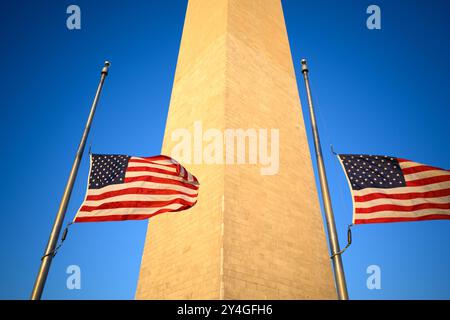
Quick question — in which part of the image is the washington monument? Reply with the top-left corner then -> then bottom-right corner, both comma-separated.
136,0 -> 337,299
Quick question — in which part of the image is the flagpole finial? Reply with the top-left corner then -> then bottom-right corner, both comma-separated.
301,58 -> 308,74
101,61 -> 111,75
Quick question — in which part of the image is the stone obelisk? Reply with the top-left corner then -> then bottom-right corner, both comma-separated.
136,0 -> 336,299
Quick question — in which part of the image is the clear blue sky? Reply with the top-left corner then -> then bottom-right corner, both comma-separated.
0,0 -> 448,300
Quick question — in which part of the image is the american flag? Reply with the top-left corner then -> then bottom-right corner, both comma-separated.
74,154 -> 199,223
338,154 -> 450,224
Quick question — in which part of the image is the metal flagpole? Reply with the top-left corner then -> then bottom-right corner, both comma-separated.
300,59 -> 349,300
30,61 -> 111,300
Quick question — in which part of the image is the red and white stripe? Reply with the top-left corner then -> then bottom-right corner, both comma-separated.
74,155 -> 199,223
341,158 -> 450,225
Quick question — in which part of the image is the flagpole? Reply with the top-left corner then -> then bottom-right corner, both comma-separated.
300,59 -> 349,300
30,61 -> 111,300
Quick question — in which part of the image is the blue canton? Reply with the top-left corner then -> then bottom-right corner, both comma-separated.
339,154 -> 406,190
